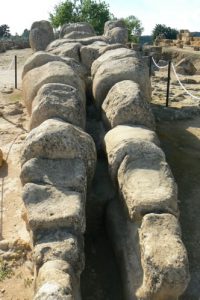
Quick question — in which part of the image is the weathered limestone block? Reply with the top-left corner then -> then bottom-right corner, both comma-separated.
30,83 -> 86,130
21,158 -> 86,194
22,183 -> 85,234
22,51 -> 87,80
22,61 -> 85,115
47,36 -> 108,51
80,42 -> 128,73
104,125 -> 159,155
37,264 -> 73,295
106,200 -> 143,300
98,43 -> 127,55
48,42 -> 82,62
64,31 -> 95,40
37,260 -> 73,287
21,119 -> 96,183
33,231 -> 84,274
104,127 -> 160,181
80,41 -> 107,70
34,282 -> 73,300
60,22 -> 95,38
35,260 -> 81,300
91,48 -> 137,77
93,56 -> 151,107
105,27 -> 128,44
102,80 -> 155,130
29,20 -> 54,52
118,153 -> 179,222
0,148 -> 3,167
137,213 -> 190,300
104,19 -> 127,33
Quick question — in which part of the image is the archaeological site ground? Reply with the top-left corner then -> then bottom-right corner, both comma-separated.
0,20 -> 200,300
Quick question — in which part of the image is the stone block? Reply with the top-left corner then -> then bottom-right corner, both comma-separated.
21,158 -> 86,194
21,119 -> 97,184
30,83 -> 86,130
118,154 -> 179,221
22,183 -> 85,234
137,213 -> 190,299
102,80 -> 155,130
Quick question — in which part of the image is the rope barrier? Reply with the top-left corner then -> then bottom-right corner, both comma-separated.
7,56 -> 15,70
151,55 -> 200,102
151,56 -> 168,69
171,63 -> 200,100
0,56 -> 15,72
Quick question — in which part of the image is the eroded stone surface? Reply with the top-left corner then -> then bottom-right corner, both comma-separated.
22,183 -> 85,234
22,51 -> 87,79
106,200 -> 143,300
104,132 -> 162,182
118,153 -> 179,221
22,61 -> 85,114
33,231 -> 84,273
93,56 -> 151,107
29,21 -> 54,52
34,282 -> 73,300
102,80 -> 155,130
104,125 -> 159,155
21,158 -> 86,193
48,42 -> 82,62
30,83 -> 86,130
91,48 -> 138,77
104,27 -> 128,44
137,213 -> 190,300
60,22 -> 95,38
21,119 -> 96,183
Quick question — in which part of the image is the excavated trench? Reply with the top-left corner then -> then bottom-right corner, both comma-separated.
81,96 -> 123,300
156,117 -> 200,300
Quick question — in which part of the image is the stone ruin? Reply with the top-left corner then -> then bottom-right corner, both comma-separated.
154,29 -> 200,51
20,19 -> 190,299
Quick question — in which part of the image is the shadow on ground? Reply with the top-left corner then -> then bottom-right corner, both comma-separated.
157,116 -> 200,300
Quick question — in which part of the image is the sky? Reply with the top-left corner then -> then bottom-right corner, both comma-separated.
0,0 -> 200,36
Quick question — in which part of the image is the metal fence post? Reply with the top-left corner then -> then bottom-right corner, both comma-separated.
15,55 -> 17,89
166,60 -> 171,107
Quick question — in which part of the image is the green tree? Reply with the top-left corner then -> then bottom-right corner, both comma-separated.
49,0 -> 112,34
124,15 -> 143,42
152,24 -> 178,40
81,0 -> 111,34
22,29 -> 30,39
0,24 -> 10,38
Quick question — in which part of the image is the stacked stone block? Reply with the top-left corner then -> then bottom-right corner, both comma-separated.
21,22 -> 99,299
91,47 -> 190,299
21,20 -> 190,299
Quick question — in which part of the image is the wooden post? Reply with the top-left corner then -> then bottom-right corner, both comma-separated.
166,60 -> 171,107
15,55 -> 17,89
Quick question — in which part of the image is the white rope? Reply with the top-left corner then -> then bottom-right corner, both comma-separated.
152,56 -> 168,69
7,56 -> 15,70
171,63 -> 200,100
0,56 -> 14,72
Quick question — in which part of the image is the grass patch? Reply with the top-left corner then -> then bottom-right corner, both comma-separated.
0,259 -> 14,281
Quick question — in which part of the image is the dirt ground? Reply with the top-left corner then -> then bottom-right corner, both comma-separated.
0,47 -> 200,299
0,49 -> 33,300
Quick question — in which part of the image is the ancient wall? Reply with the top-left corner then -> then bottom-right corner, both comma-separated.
21,20 -> 189,299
